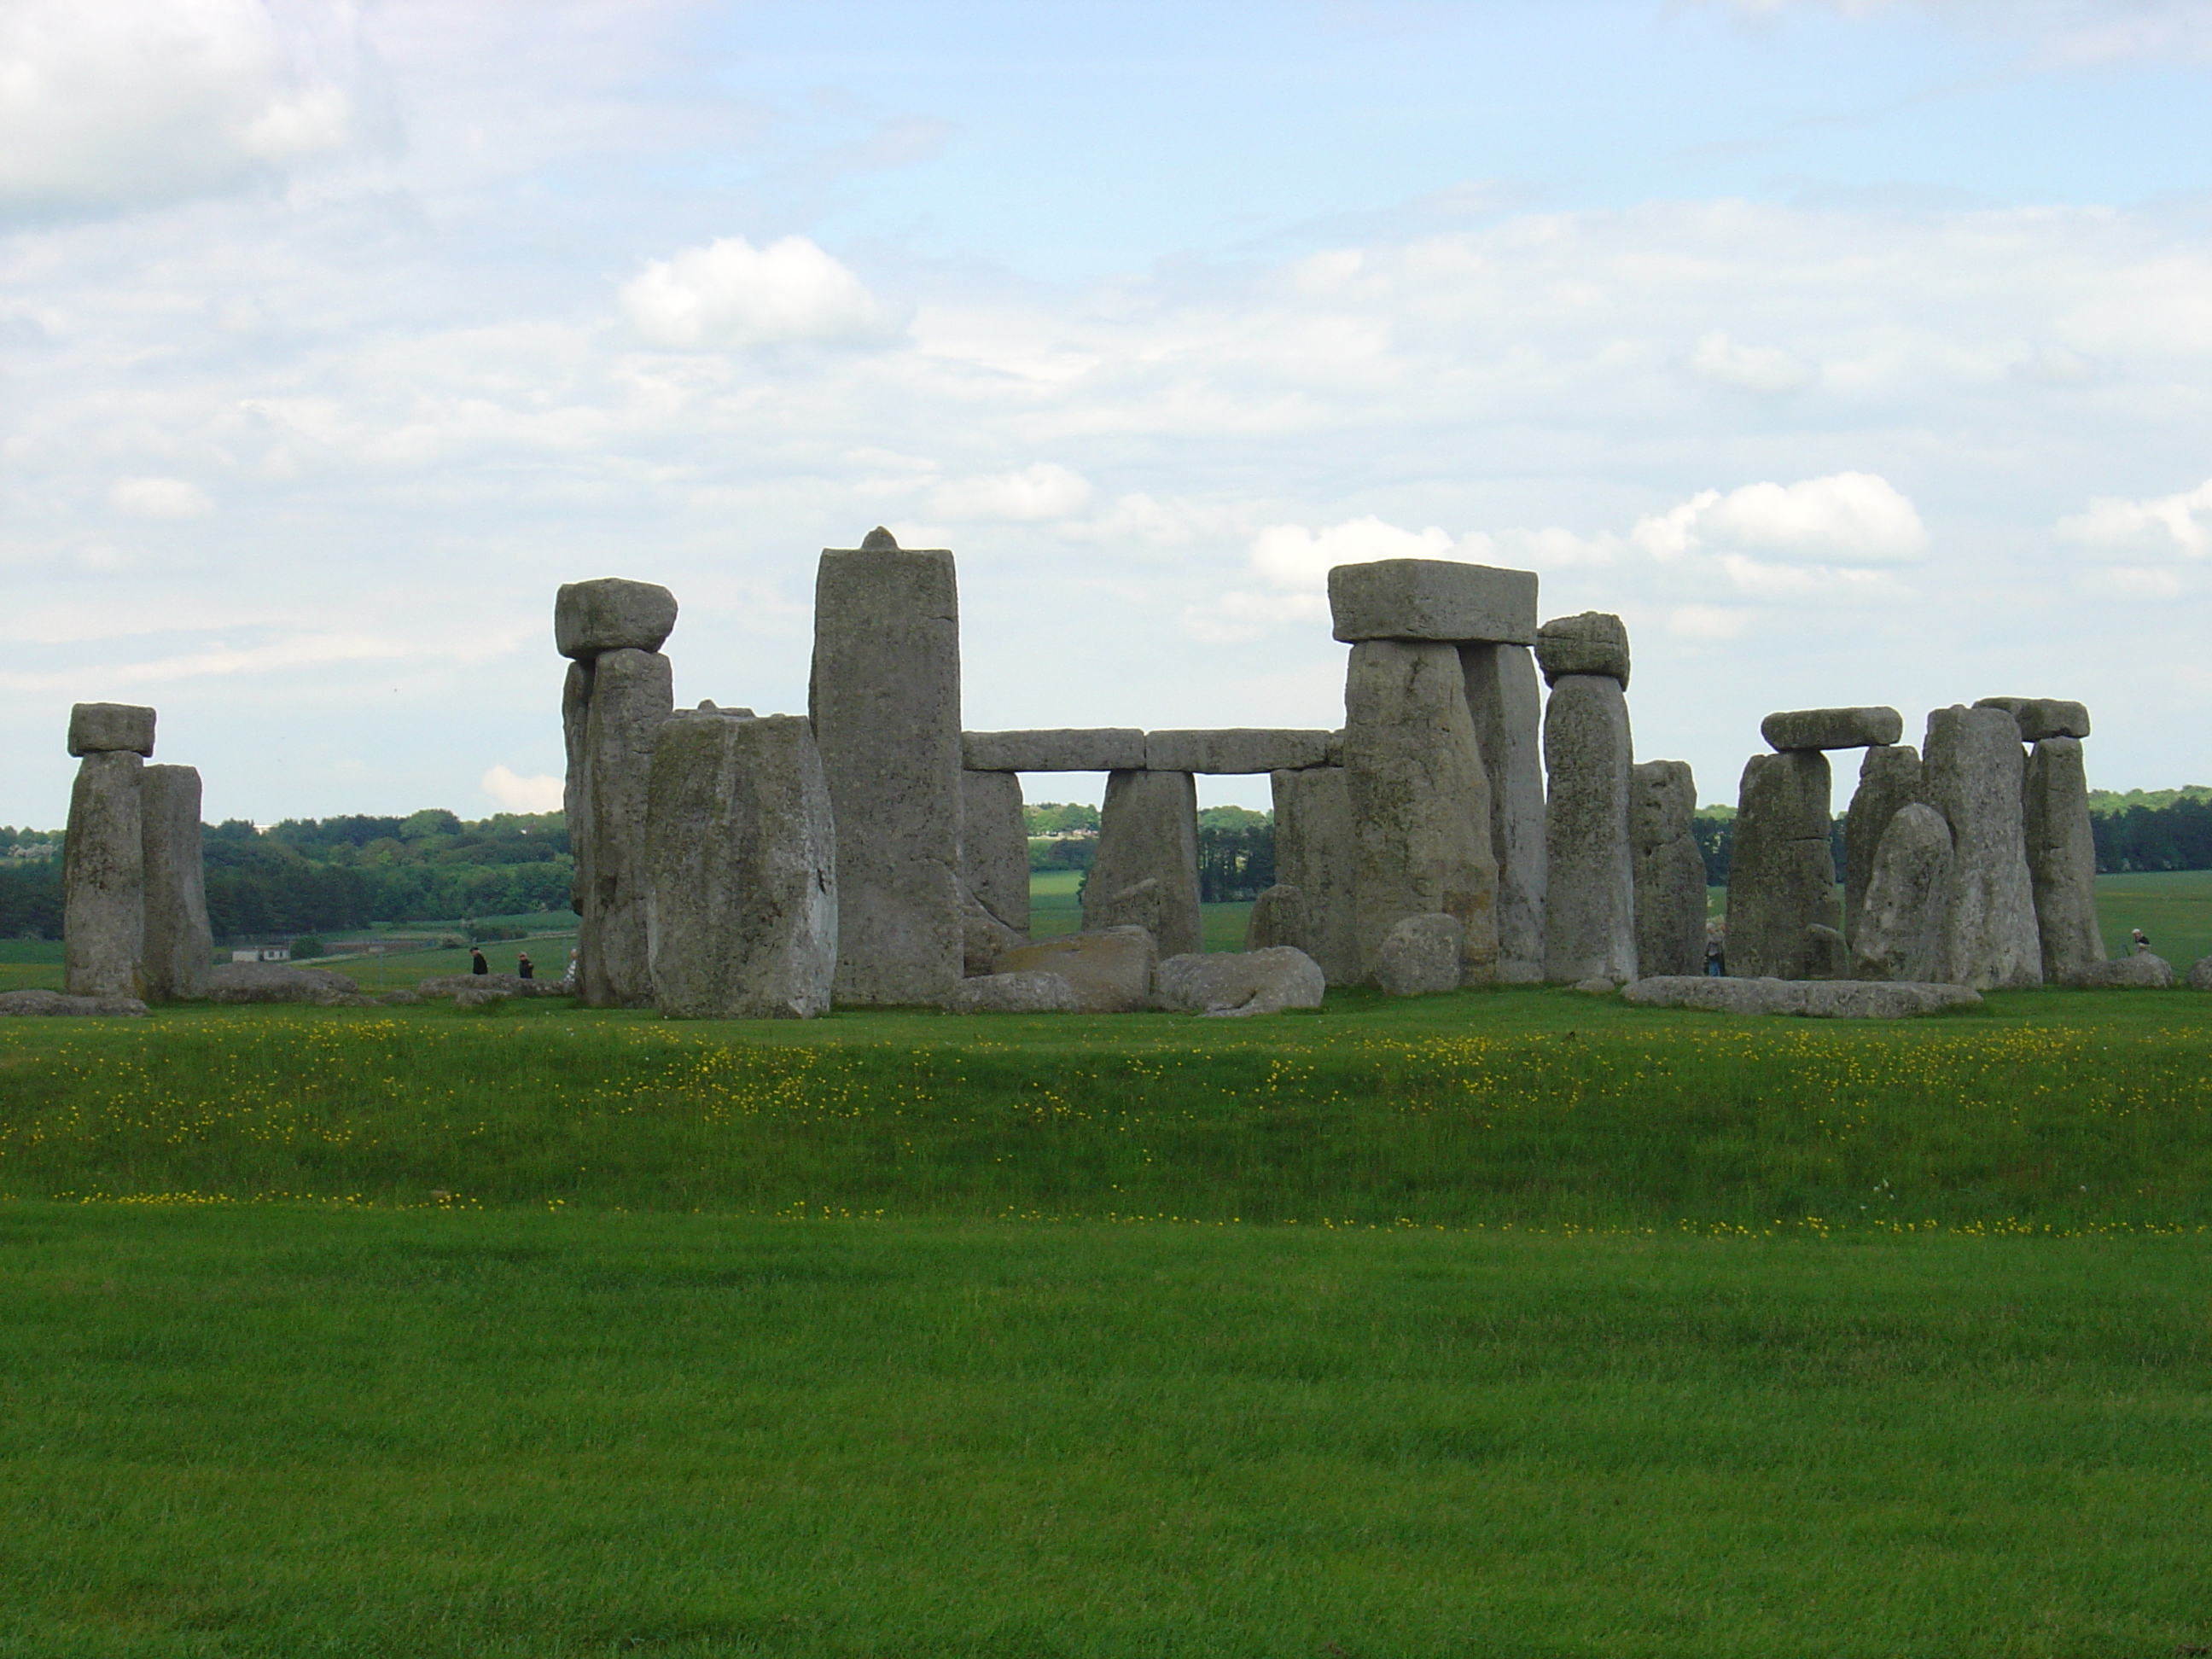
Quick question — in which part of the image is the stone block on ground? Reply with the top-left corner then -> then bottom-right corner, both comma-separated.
141,764 -> 212,1001
1844,745 -> 1922,947
578,647 -> 673,1009
1459,642 -> 1547,981
1976,697 -> 2090,742
992,927 -> 1157,1013
2189,955 -> 2212,990
1924,703 -> 2043,989
2023,736 -> 2104,983
1541,672 -> 1636,983
2065,954 -> 2173,989
416,974 -> 565,998
962,883 -> 1027,978
454,987 -> 512,1010
1153,947 -> 1324,1016
938,971 -> 1081,1015
1087,876 -> 1163,942
1142,729 -> 1335,774
1327,558 -> 1537,645
0,989 -> 148,1017
1621,975 -> 1981,1018
1760,707 -> 1904,752
961,770 -> 1030,938
555,577 -> 678,659
1632,759 -> 1706,980
1851,802 -> 1953,983
1534,613 -> 1629,688
67,702 -> 156,757
1270,766 -> 1360,984
207,963 -> 362,1004
1374,912 -> 1464,997
961,729 -> 1147,772
380,989 -> 424,1005
1726,749 -> 1836,981
1083,771 -> 1202,959
63,749 -> 146,1000
1243,883 -> 1302,952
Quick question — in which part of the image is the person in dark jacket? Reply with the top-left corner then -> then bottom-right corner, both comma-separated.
470,948 -> 489,975
517,952 -> 533,980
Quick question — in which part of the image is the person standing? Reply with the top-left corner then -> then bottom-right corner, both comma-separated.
470,947 -> 489,975
517,952 -> 534,980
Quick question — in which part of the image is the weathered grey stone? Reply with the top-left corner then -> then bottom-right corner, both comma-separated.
63,750 -> 145,999
555,577 -> 678,660
1346,640 -> 1499,985
1459,642 -> 1547,981
2066,953 -> 2171,989
2189,955 -> 2212,991
577,648 -> 672,1009
140,765 -> 212,1002
1269,767 -> 1360,985
0,988 -> 146,1017
1541,673 -> 1636,984
1534,613 -> 1629,689
1324,731 -> 1345,767
1243,883 -> 1301,952
812,532 -> 963,1005
1327,558 -> 1537,645
938,971 -> 1081,1015
992,927 -> 1156,1013
644,710 -> 836,1020
1573,975 -> 1620,995
562,659 -> 593,915
1976,696 -> 2091,742
1087,876 -> 1163,942
416,973 -> 565,998
961,771 -> 1029,938
1153,947 -> 1325,1016
1924,704 -> 2043,990
1760,707 -> 1903,752
1725,750 -> 1836,981
207,963 -> 361,1004
2023,736 -> 2104,984
1844,745 -> 1922,948
961,729 -> 1147,772
454,987 -> 512,1010
1621,975 -> 1982,1018
1083,771 -> 1201,958
1142,729 -> 1334,774
1374,912 -> 1464,997
1850,803 -> 1953,983
1631,760 -> 1707,979
380,989 -> 424,1005
961,883 -> 1027,978
67,702 -> 156,757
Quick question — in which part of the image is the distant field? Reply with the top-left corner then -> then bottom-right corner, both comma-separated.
1029,868 -> 1252,952
2093,869 -> 2212,971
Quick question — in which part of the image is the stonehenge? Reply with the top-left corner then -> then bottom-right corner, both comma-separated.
140,765 -> 213,1003
1922,704 -> 2045,990
1083,769 -> 1203,958
1842,745 -> 1922,948
2022,736 -> 2104,982
1726,750 -> 1839,981
1538,614 -> 1635,984
1260,765 -> 1359,984
1631,760 -> 1706,979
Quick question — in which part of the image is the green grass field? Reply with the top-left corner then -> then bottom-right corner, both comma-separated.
1027,868 -> 1252,951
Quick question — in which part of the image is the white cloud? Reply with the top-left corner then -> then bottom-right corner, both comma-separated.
110,477 -> 214,518
480,765 -> 563,813
2057,477 -> 2212,556
619,236 -> 904,350
1688,330 -> 1816,393
929,463 -> 1092,521
1633,473 -> 1928,563
1247,517 -> 1476,591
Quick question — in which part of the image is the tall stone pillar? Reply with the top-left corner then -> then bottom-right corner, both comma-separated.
142,764 -> 212,1002
1844,744 -> 1921,947
1726,749 -> 1836,980
1344,640 -> 1499,984
62,702 -> 154,999
2022,731 -> 2103,983
1459,642 -> 1546,982
1263,765 -> 1359,985
1851,803 -> 1953,983
1084,770 -> 1202,958
1537,614 -> 1634,984
1631,759 -> 1705,978
556,578 -> 678,1009
811,528 -> 963,1005
960,770 -> 1030,939
1923,703 -> 2042,990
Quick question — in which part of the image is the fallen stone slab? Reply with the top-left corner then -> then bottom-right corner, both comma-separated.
961,729 -> 1147,772
1534,612 -> 1629,688
207,963 -> 362,1004
0,988 -> 147,1017
938,971 -> 1081,1015
416,974 -> 565,998
992,926 -> 1157,1013
1621,976 -> 1982,1018
2190,956 -> 2212,990
1760,707 -> 1903,752
2065,954 -> 2173,989
454,987 -> 513,1010
1975,696 -> 2090,742
1327,558 -> 1538,645
67,701 -> 156,757
1142,729 -> 1336,774
1375,912 -> 1464,997
555,577 -> 678,659
380,989 -> 424,1005
1153,947 -> 1324,1016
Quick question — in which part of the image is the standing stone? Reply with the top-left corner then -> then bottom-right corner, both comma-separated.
1540,673 -> 1635,984
141,765 -> 212,1002
1923,704 -> 2043,990
1843,745 -> 1922,948
1083,771 -> 1202,959
579,647 -> 673,1008
644,710 -> 836,1020
562,658 -> 594,917
1268,766 -> 1360,984
1459,642 -> 1547,982
960,770 -> 1029,939
811,528 -> 963,1005
2023,736 -> 2104,983
1726,750 -> 1837,981
64,750 -> 146,999
1851,803 -> 1953,983
1344,640 -> 1499,985
1631,760 -> 1707,979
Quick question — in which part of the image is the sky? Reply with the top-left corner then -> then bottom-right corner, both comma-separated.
3,0 -> 2210,827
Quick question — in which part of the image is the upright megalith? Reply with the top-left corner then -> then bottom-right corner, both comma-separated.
1631,760 -> 1706,979
1343,640 -> 1499,985
644,708 -> 836,1020
1851,803 -> 1952,983
810,528 -> 964,1004
1726,750 -> 1837,980
141,765 -> 212,1002
1084,770 -> 1202,959
1844,745 -> 1922,947
1459,642 -> 1547,981
960,770 -> 1030,940
1537,614 -> 1634,984
1266,765 -> 1359,984
1922,704 -> 2042,990
2023,735 -> 2104,982
64,744 -> 147,1000
562,658 -> 594,917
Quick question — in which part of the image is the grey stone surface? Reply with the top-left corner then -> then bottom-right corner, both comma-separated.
1142,729 -> 1334,774
380,989 -> 424,1005
1850,803 -> 1953,983
0,988 -> 146,1017
63,750 -> 145,999
2189,955 -> 2212,991
1976,696 -> 2091,742
962,729 -> 1147,772
1844,745 -> 1922,947
1087,876 -> 1163,942
1345,640 -> 1499,986
961,882 -> 1027,977
1083,771 -> 1202,959
961,771 -> 1030,938
1460,642 -> 1547,982
454,987 -> 512,1010
1631,760 -> 1707,979
1541,672 -> 1636,984
206,963 -> 362,1004
140,765 -> 212,1002
644,709 -> 837,1020
1725,749 -> 1837,981
1269,767 -> 1360,985
1327,558 -> 1537,645
2066,953 -> 2171,989
2023,736 -> 2104,984
1153,947 -> 1325,1016
1924,704 -> 2043,990
1534,613 -> 1629,688
577,647 -> 672,1009
1760,707 -> 1904,752
992,927 -> 1157,1013
1622,975 -> 1982,1017
416,974 -> 565,998
562,659 -> 593,915
555,577 -> 678,660
1573,975 -> 1620,995
1375,911 -> 1465,996
1243,883 -> 1301,953
812,532 -> 964,1005
68,702 -> 156,757
938,971 -> 1081,1015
